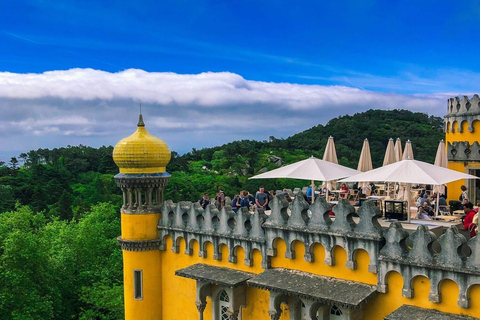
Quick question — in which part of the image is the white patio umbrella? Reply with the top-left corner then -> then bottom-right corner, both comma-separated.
402,140 -> 414,160
383,138 -> 396,166
339,158 -> 479,223
323,136 -> 338,163
323,136 -> 339,198
249,156 -> 359,202
433,140 -> 448,217
357,138 -> 373,172
383,138 -> 396,197
394,138 -> 403,162
357,139 -> 373,192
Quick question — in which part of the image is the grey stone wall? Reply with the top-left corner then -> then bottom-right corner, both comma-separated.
158,193 -> 480,309
444,95 -> 480,134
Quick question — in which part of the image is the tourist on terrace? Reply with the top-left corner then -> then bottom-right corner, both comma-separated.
231,194 -> 241,212
460,185 -> 468,202
199,193 -> 210,209
340,183 -> 349,198
240,191 -> 250,209
215,189 -> 225,211
255,187 -> 269,212
422,201 -> 434,217
463,202 -> 477,238
417,207 -> 432,220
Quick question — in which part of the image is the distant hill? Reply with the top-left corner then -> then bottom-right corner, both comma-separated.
164,109 -> 444,201
170,109 -> 444,171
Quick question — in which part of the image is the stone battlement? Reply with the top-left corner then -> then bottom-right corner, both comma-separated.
445,94 -> 480,133
157,193 -> 480,309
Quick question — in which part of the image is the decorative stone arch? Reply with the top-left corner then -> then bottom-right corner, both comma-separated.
347,248 -> 371,271
446,121 -> 451,133
172,235 -> 186,253
402,272 -> 430,298
200,240 -> 214,259
215,241 -> 230,261
185,238 -> 199,256
377,269 -> 403,293
159,234 -> 173,251
434,277 -> 460,305
459,119 -> 469,133
452,120 -> 459,133
328,244 -> 348,267
304,241 -> 325,263
300,298 -> 324,320
228,244 -> 245,264
404,274 -> 430,300
470,119 -> 480,133
267,236 -> 286,258
464,283 -> 480,309
249,248 -> 263,268
286,239 -> 306,260
268,291 -> 289,320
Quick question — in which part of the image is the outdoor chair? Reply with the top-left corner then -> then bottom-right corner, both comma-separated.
348,189 -> 359,201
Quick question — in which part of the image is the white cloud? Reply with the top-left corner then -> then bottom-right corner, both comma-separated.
0,68 -> 456,162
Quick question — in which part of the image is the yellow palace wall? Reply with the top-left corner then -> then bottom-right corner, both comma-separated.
446,119 -> 480,202
122,212 -> 163,320
158,235 -> 480,320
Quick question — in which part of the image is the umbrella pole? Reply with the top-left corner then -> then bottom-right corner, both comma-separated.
407,183 -> 411,223
311,180 -> 315,203
435,191 -> 440,218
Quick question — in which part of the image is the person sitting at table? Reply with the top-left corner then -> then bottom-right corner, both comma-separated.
415,191 -> 423,207
340,183 -> 349,198
463,202 -> 477,238
422,201 -> 434,217
417,206 -> 432,220
362,184 -> 372,196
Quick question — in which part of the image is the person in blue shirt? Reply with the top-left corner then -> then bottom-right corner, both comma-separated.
231,194 -> 241,212
255,187 -> 269,211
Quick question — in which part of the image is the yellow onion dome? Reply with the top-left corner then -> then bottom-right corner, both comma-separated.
113,115 -> 171,174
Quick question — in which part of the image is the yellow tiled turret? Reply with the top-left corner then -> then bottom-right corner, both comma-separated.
113,114 -> 171,174
113,114 -> 171,320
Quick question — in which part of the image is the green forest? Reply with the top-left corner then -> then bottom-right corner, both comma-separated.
0,109 -> 444,319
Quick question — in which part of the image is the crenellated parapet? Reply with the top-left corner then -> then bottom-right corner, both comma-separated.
158,200 -> 268,267
447,141 -> 480,162
377,223 -> 480,308
158,193 -> 385,272
263,196 -> 384,273
444,94 -> 480,133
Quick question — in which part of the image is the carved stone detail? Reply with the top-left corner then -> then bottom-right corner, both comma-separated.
117,237 -> 161,251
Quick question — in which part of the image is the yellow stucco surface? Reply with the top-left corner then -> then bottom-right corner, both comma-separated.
123,250 -> 163,320
445,120 -> 480,202
121,212 -> 160,240
153,235 -> 480,319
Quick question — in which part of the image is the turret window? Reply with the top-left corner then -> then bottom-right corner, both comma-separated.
134,270 -> 143,300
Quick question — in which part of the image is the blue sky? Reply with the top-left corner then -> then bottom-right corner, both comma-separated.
0,1 -> 479,162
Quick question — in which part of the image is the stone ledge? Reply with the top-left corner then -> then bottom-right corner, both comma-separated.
117,236 -> 161,251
